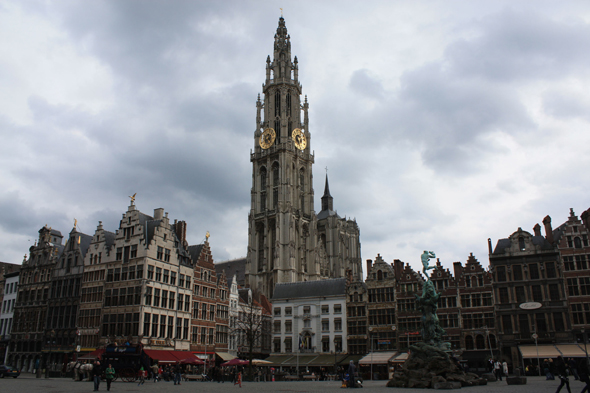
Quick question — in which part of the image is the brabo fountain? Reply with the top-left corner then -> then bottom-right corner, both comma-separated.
387,251 -> 487,389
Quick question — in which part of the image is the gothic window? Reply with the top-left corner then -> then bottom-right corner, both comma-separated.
286,92 -> 291,114
274,91 -> 280,117
257,227 -> 264,272
272,163 -> 279,209
299,168 -> 304,190
275,120 -> 280,137
260,167 -> 267,189
270,227 -> 276,270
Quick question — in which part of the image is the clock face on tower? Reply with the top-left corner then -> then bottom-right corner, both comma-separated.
259,128 -> 276,149
292,128 -> 306,150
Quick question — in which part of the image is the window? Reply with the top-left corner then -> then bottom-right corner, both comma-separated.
553,312 -> 564,331
285,320 -> 292,333
163,270 -> 169,284
564,256 -> 575,271
515,286 -> 526,303
334,304 -> 342,314
164,249 -> 171,262
322,319 -> 329,332
193,302 -> 199,319
303,306 -> 310,315
498,288 -> 509,304
155,267 -> 162,281
546,262 -> 556,278
162,290 -> 168,309
532,285 -> 543,302
169,292 -> 175,309
274,307 -> 281,316
130,245 -> 137,259
536,313 -> 547,332
502,315 -> 512,334
179,274 -> 185,287
568,278 -> 580,296
461,294 -> 471,308
157,247 -> 163,260
170,271 -> 176,285
285,307 -> 292,316
116,248 -> 122,261
549,284 -> 560,300
529,264 -> 540,280
273,321 -> 281,333
576,256 -> 588,270
581,277 -> 590,296
496,266 -> 506,282
321,305 -> 329,314
512,265 -> 523,281
147,265 -> 154,280
153,289 -> 160,307
334,318 -> 342,331
152,315 -> 159,337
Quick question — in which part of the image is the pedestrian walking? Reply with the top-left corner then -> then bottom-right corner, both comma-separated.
137,366 -> 145,386
554,356 -> 572,393
92,360 -> 102,391
347,360 -> 357,388
105,364 -> 115,392
579,358 -> 590,393
234,371 -> 242,388
151,363 -> 159,382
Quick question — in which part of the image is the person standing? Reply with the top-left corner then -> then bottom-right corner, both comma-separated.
554,356 -> 572,393
173,362 -> 182,385
347,360 -> 357,388
92,361 -> 102,391
494,360 -> 503,381
502,361 -> 509,377
105,364 -> 115,392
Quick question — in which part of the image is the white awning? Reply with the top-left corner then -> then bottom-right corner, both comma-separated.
359,351 -> 397,365
557,344 -> 587,358
519,345 -> 561,359
390,352 -> 409,363
216,352 -> 236,361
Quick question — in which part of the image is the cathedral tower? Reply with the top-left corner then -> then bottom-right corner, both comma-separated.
246,17 -> 362,298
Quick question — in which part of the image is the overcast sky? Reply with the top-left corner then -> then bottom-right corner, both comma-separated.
1,0 -> 589,276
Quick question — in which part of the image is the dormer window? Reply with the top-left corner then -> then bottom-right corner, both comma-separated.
518,236 -> 525,251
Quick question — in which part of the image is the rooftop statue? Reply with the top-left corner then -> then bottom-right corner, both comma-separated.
421,250 -> 436,277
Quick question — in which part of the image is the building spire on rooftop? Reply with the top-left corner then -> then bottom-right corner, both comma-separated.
321,173 -> 333,212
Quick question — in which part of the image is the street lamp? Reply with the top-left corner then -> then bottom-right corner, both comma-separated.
368,327 -> 374,381
45,329 -> 55,379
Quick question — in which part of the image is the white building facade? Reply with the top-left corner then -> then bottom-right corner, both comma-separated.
271,278 -> 348,355
1,271 -> 19,364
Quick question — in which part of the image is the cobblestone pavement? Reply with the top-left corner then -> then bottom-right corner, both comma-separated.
3,374 -> 586,393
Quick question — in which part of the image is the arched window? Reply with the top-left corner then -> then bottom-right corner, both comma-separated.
260,167 -> 267,189
574,237 -> 582,248
272,163 -> 279,209
465,277 -> 471,287
488,334 -> 497,348
377,270 -> 383,281
465,335 -> 474,350
475,335 -> 485,349
274,91 -> 281,117
519,236 -> 526,251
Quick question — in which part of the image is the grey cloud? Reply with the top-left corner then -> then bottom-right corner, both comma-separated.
542,90 -> 590,120
446,9 -> 590,82
349,69 -> 384,99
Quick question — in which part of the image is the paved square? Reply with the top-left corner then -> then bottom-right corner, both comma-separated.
2,374 -> 585,393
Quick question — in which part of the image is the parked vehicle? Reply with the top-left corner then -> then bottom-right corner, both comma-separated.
0,365 -> 20,378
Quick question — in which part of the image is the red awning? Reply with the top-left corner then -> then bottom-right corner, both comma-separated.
78,349 -> 105,360
144,350 -> 198,364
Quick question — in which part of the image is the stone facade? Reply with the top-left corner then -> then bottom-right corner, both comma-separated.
246,17 -> 361,299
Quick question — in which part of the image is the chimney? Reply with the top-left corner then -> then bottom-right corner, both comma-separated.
393,259 -> 403,278
533,223 -> 541,237
154,208 -> 164,220
453,261 -> 463,279
487,238 -> 493,254
543,215 -> 554,244
366,259 -> 373,275
175,221 -> 187,246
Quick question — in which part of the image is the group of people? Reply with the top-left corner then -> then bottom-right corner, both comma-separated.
542,356 -> 590,393
91,360 -> 115,392
490,359 -> 509,381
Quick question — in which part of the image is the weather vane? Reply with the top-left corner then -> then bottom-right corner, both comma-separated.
280,8 -> 283,17
206,231 -> 210,240
74,218 -> 77,228
129,193 -> 136,204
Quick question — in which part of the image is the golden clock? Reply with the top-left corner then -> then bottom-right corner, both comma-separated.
292,128 -> 306,150
259,128 -> 276,149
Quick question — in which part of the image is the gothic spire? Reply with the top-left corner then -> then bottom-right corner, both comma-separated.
272,17 -> 293,80
321,173 -> 333,212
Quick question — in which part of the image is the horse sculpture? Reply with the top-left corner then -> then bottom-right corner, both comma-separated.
67,361 -> 93,381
